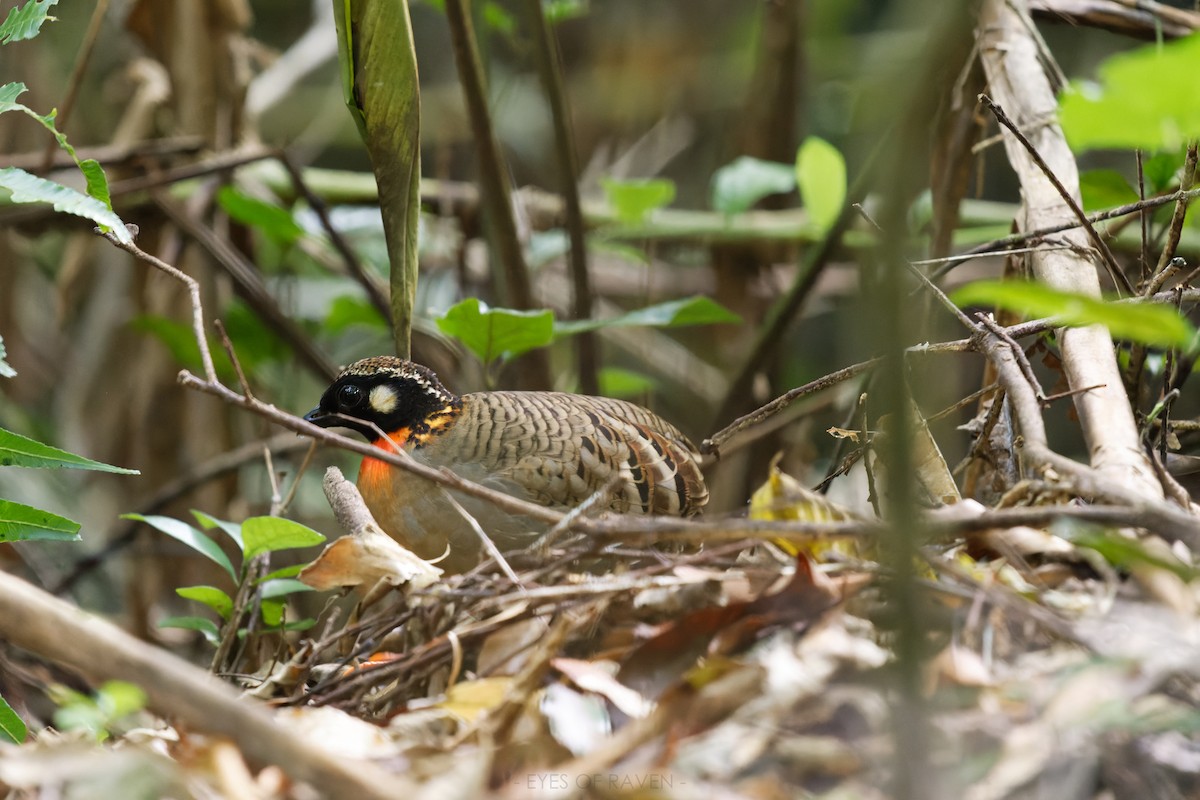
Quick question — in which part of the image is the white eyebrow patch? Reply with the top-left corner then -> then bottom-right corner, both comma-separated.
369,385 -> 399,414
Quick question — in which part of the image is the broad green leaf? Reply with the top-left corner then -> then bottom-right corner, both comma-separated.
94,681 -> 146,719
0,0 -> 58,44
0,335 -> 15,378
554,296 -> 741,336
122,514 -> 236,579
217,186 -> 303,247
0,694 -> 25,744
1060,34 -> 1200,153
241,517 -> 326,560
601,178 -> 676,225
711,156 -> 795,215
795,136 -> 846,234
1143,150 -> 1184,193
0,499 -> 80,543
176,585 -> 234,620
436,298 -> 555,364
0,426 -> 138,473
0,168 -> 129,242
1079,169 -> 1138,212
544,0 -> 588,23
951,281 -> 1195,349
191,510 -> 244,552
260,578 -> 314,599
260,598 -> 285,627
324,295 -> 388,334
598,367 -> 657,399
158,615 -> 220,645
482,0 -> 515,33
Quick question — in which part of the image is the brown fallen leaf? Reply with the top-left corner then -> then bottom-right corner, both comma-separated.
298,523 -> 442,592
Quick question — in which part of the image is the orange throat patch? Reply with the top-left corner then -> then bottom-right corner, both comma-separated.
359,429 -> 409,496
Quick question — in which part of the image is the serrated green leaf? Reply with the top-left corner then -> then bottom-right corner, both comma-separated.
1079,169 -> 1138,212
0,0 -> 58,44
0,81 -> 27,110
241,517 -> 325,560
1060,34 -> 1200,153
0,168 -> 129,241
191,510 -> 244,552
554,296 -> 741,336
601,178 -> 676,225
0,694 -> 26,744
711,156 -> 795,215
260,578 -> 314,599
0,335 -> 15,378
951,280 -> 1195,349
0,499 -> 80,543
176,585 -> 234,620
795,136 -> 846,234
436,297 -> 555,365
122,514 -> 236,579
158,615 -> 220,645
217,186 -> 303,247
0,426 -> 138,472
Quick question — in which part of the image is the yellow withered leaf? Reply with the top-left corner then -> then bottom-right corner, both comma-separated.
749,457 -> 860,559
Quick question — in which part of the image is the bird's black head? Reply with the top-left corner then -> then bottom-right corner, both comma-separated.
304,357 -> 458,441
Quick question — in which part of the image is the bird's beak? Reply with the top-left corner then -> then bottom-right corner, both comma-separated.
303,407 -> 336,428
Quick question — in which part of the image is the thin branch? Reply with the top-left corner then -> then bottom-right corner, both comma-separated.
979,93 -> 1134,296
519,0 -> 599,394
38,0 -> 111,172
277,150 -> 391,324
1146,142 -> 1199,294
100,226 -> 218,383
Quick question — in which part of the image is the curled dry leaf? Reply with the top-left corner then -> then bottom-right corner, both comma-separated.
552,657 -> 653,719
750,456 -> 861,560
298,522 -> 443,592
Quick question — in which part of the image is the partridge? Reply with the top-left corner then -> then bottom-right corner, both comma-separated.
305,357 -> 708,571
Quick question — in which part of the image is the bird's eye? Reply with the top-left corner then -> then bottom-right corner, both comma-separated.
337,384 -> 364,409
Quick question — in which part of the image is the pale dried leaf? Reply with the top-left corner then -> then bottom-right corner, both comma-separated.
553,657 -> 654,718
298,523 -> 442,591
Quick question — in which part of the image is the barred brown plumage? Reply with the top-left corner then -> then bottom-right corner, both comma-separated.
305,357 -> 708,572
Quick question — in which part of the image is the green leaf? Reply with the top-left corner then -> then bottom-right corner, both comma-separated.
191,510 -> 244,552
95,681 -> 146,719
482,0 -> 515,33
158,615 -> 220,645
1143,150 -> 1184,193
1060,34 -> 1200,153
951,281 -> 1196,349
0,499 -> 80,543
256,563 -> 306,583
241,517 -> 326,560
0,0 -> 58,44
0,168 -> 129,242
176,585 -> 234,620
601,178 -> 676,225
1079,169 -> 1138,211
0,335 -> 16,378
436,297 -> 555,364
598,367 -> 657,399
122,514 -> 236,580
0,693 -> 26,744
260,578 -> 314,599
217,186 -> 304,247
1056,520 -> 1196,581
795,136 -> 846,234
544,0 -> 588,23
554,296 -> 741,336
260,598 -> 285,627
0,426 -> 138,472
711,156 -> 795,215
324,295 -> 388,334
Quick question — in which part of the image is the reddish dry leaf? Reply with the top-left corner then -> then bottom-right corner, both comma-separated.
617,555 -> 848,702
